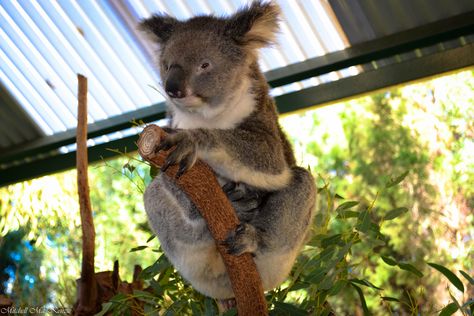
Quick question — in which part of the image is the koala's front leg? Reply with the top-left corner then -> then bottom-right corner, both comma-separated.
156,128 -> 291,190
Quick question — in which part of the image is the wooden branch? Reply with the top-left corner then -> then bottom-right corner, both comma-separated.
75,74 -> 97,315
138,125 -> 268,316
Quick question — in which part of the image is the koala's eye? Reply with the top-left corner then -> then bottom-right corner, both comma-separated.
200,62 -> 210,69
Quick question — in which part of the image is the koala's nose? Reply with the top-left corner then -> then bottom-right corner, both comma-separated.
166,86 -> 184,99
165,66 -> 186,99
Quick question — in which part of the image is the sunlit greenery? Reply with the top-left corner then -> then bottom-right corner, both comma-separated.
0,70 -> 473,315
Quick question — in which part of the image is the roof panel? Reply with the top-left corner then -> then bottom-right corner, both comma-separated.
0,0 -> 473,177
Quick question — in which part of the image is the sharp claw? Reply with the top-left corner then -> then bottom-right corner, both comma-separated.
235,224 -> 245,234
175,160 -> 188,179
220,239 -> 229,247
155,142 -> 168,153
161,161 -> 171,172
175,167 -> 185,179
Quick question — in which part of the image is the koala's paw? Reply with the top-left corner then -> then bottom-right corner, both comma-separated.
222,182 -> 264,221
155,131 -> 197,178
222,223 -> 258,256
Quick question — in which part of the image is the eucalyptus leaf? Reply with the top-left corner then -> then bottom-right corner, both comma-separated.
385,170 -> 409,188
327,279 -> 346,296
460,270 -> 474,285
336,201 -> 359,212
350,279 -> 383,290
146,235 -> 156,243
321,234 -> 343,248
273,302 -> 307,316
351,284 -> 370,316
398,262 -> 423,278
336,210 -> 359,219
428,262 -> 464,292
380,256 -> 397,266
356,210 -> 371,233
222,308 -> 237,316
95,302 -> 113,316
439,302 -> 458,316
384,207 -> 408,220
129,245 -> 148,252
204,298 -> 216,316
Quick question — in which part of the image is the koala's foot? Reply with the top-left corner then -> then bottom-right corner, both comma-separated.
155,131 -> 197,178
217,298 -> 237,314
222,223 -> 258,256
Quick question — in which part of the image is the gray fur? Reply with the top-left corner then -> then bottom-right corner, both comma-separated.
142,1 -> 316,299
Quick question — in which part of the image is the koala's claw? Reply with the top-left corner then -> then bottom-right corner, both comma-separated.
222,223 -> 258,256
156,132 -> 197,176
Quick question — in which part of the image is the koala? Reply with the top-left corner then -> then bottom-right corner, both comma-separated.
141,1 -> 316,300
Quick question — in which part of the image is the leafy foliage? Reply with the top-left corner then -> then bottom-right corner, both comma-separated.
1,70 -> 472,315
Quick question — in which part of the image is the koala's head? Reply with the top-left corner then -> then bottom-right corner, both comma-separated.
140,1 -> 280,113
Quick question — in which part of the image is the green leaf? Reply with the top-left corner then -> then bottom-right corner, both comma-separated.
321,234 -> 343,248
351,284 -> 370,316
350,279 -> 383,290
460,270 -> 474,285
381,296 -> 399,302
334,193 -> 345,199
129,245 -> 148,252
288,280 -> 310,292
327,279 -> 346,296
123,162 -> 136,173
398,262 -> 423,278
150,165 -> 159,178
380,256 -> 397,266
146,235 -> 156,243
95,302 -> 113,316
273,302 -> 307,316
336,210 -> 359,219
385,170 -> 409,188
204,298 -> 216,316
190,302 -> 202,316
439,302 -> 458,316
428,262 -> 464,292
140,256 -> 171,280
384,207 -> 408,220
356,210 -> 371,233
222,308 -> 237,316
336,201 -> 359,212
307,269 -> 327,284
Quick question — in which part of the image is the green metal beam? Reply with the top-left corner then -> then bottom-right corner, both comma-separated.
1,43 -> 472,187
0,135 -> 139,187
1,11 -> 473,166
264,10 -> 474,87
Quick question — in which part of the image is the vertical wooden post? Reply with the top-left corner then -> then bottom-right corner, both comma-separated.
75,74 -> 97,315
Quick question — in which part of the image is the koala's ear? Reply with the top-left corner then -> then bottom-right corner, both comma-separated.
225,1 -> 280,49
140,14 -> 179,44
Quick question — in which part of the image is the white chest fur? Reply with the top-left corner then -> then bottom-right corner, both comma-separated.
171,80 -> 255,130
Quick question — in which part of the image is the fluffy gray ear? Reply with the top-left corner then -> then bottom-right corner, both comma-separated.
225,1 -> 280,49
140,14 -> 179,44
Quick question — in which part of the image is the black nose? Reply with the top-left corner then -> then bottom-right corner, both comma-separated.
166,87 -> 184,99
165,66 -> 186,99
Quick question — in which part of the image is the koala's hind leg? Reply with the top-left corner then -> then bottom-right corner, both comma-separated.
223,167 -> 316,289
144,174 -> 234,298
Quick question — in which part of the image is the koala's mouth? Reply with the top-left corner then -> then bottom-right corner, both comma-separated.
170,95 -> 207,111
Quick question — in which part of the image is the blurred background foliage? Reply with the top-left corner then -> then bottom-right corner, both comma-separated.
0,70 -> 472,315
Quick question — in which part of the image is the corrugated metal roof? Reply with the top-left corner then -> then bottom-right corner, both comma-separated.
330,0 -> 474,43
0,0 -> 354,149
0,0 -> 473,174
